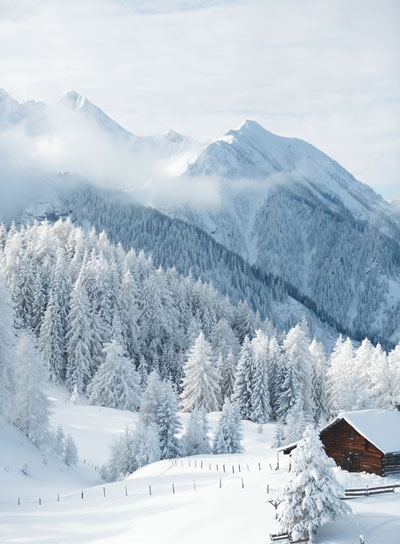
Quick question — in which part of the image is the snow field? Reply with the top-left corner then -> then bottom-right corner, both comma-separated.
1,387 -> 400,543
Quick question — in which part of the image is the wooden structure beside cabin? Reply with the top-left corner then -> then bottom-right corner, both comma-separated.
282,409 -> 400,477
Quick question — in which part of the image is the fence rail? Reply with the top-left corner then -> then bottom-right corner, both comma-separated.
344,484 -> 400,498
269,533 -> 308,544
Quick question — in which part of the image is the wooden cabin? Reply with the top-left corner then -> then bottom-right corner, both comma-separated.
282,409 -> 400,477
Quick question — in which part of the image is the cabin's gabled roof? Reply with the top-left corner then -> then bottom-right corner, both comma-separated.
321,409 -> 400,454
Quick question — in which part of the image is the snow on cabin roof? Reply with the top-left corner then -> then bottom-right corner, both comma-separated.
327,409 -> 400,454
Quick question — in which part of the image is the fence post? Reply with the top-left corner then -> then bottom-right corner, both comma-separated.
57,493 -> 60,502
172,483 -> 175,494
219,478 -> 222,488
241,478 -> 244,489
125,485 -> 128,496
193,480 -> 196,491
39,498 -> 42,506
238,465 -> 241,473
267,484 -> 269,494
81,491 -> 84,499
149,485 -> 152,496
18,497 -> 20,506
223,464 -> 225,473
258,462 -> 261,471
103,487 -> 106,498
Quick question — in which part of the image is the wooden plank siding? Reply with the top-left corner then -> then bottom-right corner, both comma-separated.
383,452 -> 400,476
320,419 -> 383,476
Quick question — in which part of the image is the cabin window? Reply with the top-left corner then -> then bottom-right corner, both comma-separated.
349,429 -> 354,440
365,440 -> 370,450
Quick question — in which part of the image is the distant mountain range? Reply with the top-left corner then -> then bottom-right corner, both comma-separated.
1,89 -> 399,348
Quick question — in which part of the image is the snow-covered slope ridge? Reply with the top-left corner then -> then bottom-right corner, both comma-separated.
0,88 -> 46,132
169,121 -> 400,345
60,90 -> 193,157
187,119 -> 387,217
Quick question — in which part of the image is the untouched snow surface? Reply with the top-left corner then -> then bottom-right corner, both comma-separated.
1,386 -> 400,543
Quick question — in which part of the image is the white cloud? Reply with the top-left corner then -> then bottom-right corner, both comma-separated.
0,0 -> 398,199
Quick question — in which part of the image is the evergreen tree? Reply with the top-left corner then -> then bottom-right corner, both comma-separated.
39,248 -> 70,383
268,335 -> 283,420
309,338 -> 328,424
14,334 -> 50,447
131,421 -> 160,470
284,398 -> 310,445
212,398 -> 243,454
180,332 -> 221,412
0,275 -> 17,419
184,408 -> 211,455
217,350 -> 237,401
139,370 -> 164,426
279,321 -> 313,422
87,340 -> 141,411
66,270 -> 92,393
327,336 -> 368,415
64,435 -> 79,466
277,426 -> 350,541
232,336 -> 255,420
250,351 -> 271,423
157,380 -> 183,460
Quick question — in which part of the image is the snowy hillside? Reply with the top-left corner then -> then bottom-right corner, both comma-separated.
1,386 -> 399,544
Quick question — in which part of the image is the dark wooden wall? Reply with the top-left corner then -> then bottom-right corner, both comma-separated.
320,419 -> 383,476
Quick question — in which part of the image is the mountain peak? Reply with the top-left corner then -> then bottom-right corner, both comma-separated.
60,90 -> 87,110
59,90 -> 136,142
226,120 -> 271,140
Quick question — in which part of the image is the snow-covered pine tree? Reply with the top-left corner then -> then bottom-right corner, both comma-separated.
388,342 -> 400,404
309,338 -> 328,424
101,428 -> 133,482
284,398 -> 310,445
212,398 -> 243,454
278,321 -> 313,422
66,268 -> 92,394
232,336 -> 255,420
326,335 -> 368,415
180,332 -> 221,412
157,379 -> 182,460
130,421 -> 160,470
250,350 -> 271,423
0,273 -> 17,419
39,248 -> 70,383
64,435 -> 79,466
268,335 -> 283,420
14,334 -> 50,448
184,408 -> 211,455
87,339 -> 141,411
277,425 -> 350,541
139,370 -> 164,426
217,350 -> 237,401
367,344 -> 392,408
210,317 -> 240,361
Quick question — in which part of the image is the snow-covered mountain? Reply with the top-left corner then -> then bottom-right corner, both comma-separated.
1,90 -> 399,346
0,88 -> 47,133
165,121 -> 400,345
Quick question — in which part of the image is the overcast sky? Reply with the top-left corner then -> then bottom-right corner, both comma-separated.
0,0 -> 399,199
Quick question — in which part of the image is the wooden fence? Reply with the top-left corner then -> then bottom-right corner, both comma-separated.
344,484 -> 400,498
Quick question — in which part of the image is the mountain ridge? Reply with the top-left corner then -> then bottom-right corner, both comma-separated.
1,89 -> 399,346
